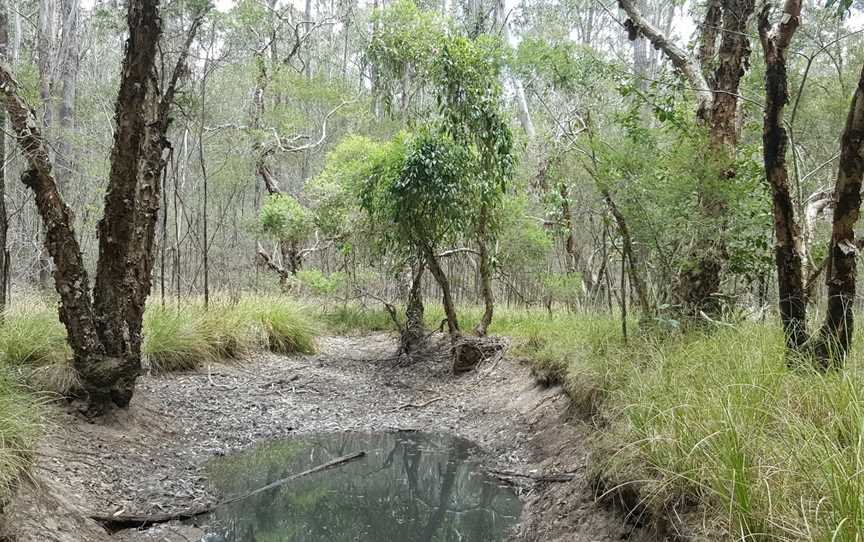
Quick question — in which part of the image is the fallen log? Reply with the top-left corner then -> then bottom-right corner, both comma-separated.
90,451 -> 366,531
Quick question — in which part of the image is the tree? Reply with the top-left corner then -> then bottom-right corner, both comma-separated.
619,0 -> 758,315
759,0 -> 806,351
434,35 -> 514,336
257,193 -> 314,283
361,130 -> 476,341
0,0 -> 206,414
759,0 -> 864,369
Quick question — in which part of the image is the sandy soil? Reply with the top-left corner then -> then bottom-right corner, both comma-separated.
1,333 -> 650,542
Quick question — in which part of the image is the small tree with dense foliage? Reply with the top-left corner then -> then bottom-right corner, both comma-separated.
361,130 -> 476,341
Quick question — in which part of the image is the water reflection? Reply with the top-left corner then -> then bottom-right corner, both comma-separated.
202,431 -> 522,541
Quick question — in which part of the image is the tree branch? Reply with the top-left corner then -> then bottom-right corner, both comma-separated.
617,0 -> 713,116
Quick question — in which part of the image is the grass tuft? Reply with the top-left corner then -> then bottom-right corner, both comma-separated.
143,304 -> 218,372
251,297 -> 318,354
0,370 -> 44,507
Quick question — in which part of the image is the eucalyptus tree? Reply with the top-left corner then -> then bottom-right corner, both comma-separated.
619,0 -> 758,316
434,34 -> 514,335
760,0 -> 864,368
367,1 -> 514,336
360,129 -> 477,341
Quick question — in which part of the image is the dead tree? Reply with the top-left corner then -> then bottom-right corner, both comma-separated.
0,0 -> 205,414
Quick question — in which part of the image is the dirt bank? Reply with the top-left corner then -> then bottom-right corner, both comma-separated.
1,333 -> 648,541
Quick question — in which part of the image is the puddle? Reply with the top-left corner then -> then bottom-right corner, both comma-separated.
200,431 -> 522,541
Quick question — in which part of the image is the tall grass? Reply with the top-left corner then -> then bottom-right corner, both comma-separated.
241,295 -> 318,355
0,295 -> 319,382
0,370 -> 44,508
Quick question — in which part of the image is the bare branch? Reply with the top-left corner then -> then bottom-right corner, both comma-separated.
617,0 -> 713,116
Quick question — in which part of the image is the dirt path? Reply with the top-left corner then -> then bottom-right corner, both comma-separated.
1,334 -> 647,542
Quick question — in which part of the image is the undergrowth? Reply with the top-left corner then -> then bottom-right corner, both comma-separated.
5,293 -> 864,538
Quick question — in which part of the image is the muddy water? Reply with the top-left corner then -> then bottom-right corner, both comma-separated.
201,431 -> 522,542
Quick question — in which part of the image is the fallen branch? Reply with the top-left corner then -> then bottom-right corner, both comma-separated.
398,396 -> 443,410
489,468 -> 578,483
90,451 -> 366,531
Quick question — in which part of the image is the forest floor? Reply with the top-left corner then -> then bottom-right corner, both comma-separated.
2,332 -> 648,542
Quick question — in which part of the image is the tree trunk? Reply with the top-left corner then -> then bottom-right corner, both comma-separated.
0,0 -> 203,413
401,258 -> 426,354
474,205 -> 494,336
678,0 -> 756,316
35,0 -> 53,290
813,61 -> 864,368
759,0 -> 805,352
56,0 -> 79,194
0,76 -> 106,404
423,244 -> 459,339
495,0 -> 534,139
621,0 -> 756,317
601,187 -> 650,316
0,0 -> 8,318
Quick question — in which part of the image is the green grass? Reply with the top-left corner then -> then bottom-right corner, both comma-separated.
0,295 -> 320,383
0,370 -> 44,509
143,304 -> 220,372
6,294 -> 864,538
318,304 -> 398,335
249,296 -> 318,354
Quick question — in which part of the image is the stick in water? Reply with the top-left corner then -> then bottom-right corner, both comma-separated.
90,451 -> 366,531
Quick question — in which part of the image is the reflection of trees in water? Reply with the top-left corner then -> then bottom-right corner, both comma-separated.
204,432 -> 521,541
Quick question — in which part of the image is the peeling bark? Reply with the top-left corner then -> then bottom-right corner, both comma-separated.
92,0 -> 163,371
0,0 -> 203,413
813,62 -> 864,368
759,0 -> 805,351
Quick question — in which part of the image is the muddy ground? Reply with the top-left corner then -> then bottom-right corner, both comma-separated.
1,333 -> 650,542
